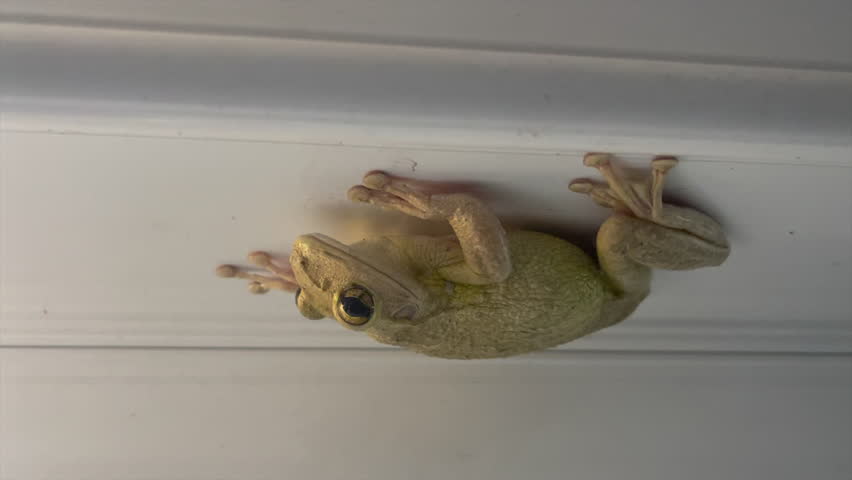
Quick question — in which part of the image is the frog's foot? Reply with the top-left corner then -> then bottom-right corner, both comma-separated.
216,251 -> 299,294
349,169 -> 512,283
347,171 -> 443,220
575,153 -> 677,222
576,152 -> 730,253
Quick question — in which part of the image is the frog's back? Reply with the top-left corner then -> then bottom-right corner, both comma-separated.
419,230 -> 615,359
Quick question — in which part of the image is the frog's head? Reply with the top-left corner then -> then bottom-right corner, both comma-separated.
289,234 -> 428,331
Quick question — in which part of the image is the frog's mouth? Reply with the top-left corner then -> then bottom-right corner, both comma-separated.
295,233 -> 422,302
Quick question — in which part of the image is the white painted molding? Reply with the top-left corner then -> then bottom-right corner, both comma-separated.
1,10 -> 850,353
3,0 -> 851,69
3,348 -> 851,480
2,21 -> 851,161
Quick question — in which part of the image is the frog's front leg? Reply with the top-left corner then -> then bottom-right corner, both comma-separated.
570,153 -> 730,327
348,171 -> 511,284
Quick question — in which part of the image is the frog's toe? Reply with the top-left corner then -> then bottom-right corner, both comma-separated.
651,155 -> 678,173
569,178 -> 624,210
583,152 -> 613,168
215,265 -> 238,278
247,251 -> 271,266
650,155 -> 679,219
569,179 -> 594,194
362,171 -> 391,190
348,184 -> 427,218
347,185 -> 373,203
247,281 -> 269,294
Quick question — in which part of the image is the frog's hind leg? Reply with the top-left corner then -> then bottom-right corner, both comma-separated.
581,153 -> 730,250
572,153 -> 731,328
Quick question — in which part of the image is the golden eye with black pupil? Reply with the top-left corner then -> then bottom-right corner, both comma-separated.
337,286 -> 374,325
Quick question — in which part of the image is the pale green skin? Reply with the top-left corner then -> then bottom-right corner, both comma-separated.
221,154 -> 730,359
379,231 -> 612,358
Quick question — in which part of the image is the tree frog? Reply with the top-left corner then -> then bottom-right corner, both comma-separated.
216,153 -> 730,359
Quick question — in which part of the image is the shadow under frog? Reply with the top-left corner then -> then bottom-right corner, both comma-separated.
217,153 -> 730,359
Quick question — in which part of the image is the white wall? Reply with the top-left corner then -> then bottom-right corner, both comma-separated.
1,2 -> 851,479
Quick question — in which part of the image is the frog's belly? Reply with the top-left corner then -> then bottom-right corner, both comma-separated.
417,231 -> 614,359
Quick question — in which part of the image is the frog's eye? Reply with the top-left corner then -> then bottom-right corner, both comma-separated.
336,285 -> 374,326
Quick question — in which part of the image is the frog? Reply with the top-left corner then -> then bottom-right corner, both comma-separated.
216,153 -> 730,359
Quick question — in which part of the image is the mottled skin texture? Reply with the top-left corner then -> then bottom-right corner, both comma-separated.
388,231 -> 611,358
217,153 -> 730,359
